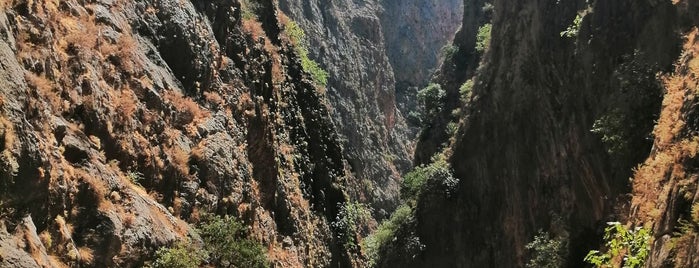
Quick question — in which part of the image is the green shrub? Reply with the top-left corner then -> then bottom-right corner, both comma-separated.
284,21 -> 329,86
198,214 -> 269,268
441,44 -> 459,60
525,231 -> 567,268
459,79 -> 474,104
150,242 -> 206,268
332,202 -> 372,249
363,204 -> 414,267
591,52 -> 662,170
417,83 -> 446,122
584,222 -> 651,268
401,158 -> 456,200
240,0 -> 261,20
475,24 -> 492,53
560,14 -> 583,38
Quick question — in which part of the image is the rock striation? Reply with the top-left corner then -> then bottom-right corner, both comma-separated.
0,0 -> 358,266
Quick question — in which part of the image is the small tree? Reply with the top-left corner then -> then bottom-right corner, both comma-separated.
150,242 -> 206,268
475,24 -> 492,53
332,202 -> 372,249
198,215 -> 269,268
417,83 -> 446,123
584,222 -> 651,268
525,231 -> 567,268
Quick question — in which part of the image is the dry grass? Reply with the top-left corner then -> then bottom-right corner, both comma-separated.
170,146 -> 190,176
39,230 -> 52,249
242,18 -> 267,41
61,15 -> 99,50
164,91 -> 210,127
204,91 -> 224,107
25,72 -> 62,111
78,247 -> 94,265
122,212 -> 135,227
0,116 -> 15,151
115,89 -> 138,124
631,28 -> 699,224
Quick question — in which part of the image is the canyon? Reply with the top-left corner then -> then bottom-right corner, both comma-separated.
2,0 -> 699,267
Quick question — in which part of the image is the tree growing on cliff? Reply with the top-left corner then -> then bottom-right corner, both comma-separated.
417,83 -> 446,124
149,215 -> 269,268
284,20 -> 329,86
584,222 -> 651,268
475,23 -> 492,53
198,214 -> 269,268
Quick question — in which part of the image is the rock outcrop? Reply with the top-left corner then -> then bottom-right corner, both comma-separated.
398,0 -> 695,267
277,0 -> 411,216
380,0 -> 463,134
277,0 -> 463,217
0,0 -> 357,266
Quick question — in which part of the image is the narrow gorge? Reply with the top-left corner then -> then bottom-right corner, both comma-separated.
1,0 -> 699,267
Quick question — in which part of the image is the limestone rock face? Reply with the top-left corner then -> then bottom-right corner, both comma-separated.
278,0 -> 463,216
0,0 -> 355,266
402,0 -> 695,267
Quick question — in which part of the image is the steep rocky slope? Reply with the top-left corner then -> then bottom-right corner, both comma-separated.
277,0 -> 411,215
384,0 -> 696,267
276,0 -> 464,216
629,15 -> 699,267
0,0 -> 359,266
380,0 -> 463,133
413,0 -> 490,164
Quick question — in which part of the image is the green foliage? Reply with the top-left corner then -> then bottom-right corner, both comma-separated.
284,21 -> 329,86
198,214 -> 269,268
150,242 -> 207,268
584,222 -> 651,268
332,202 -> 372,249
364,158 -> 455,266
417,83 -> 446,122
240,0 -> 261,20
591,52 -> 662,169
401,158 -> 457,200
127,171 -> 144,186
525,231 -> 567,268
459,79 -> 474,104
591,111 -> 627,155
363,204 -> 415,267
475,24 -> 492,53
560,14 -> 583,38
441,44 -> 459,60
446,122 -> 458,136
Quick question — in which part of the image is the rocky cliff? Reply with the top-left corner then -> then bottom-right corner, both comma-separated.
277,0 -> 462,216
390,0 -> 697,267
628,5 -> 699,267
0,0 -> 358,266
380,0 -> 463,134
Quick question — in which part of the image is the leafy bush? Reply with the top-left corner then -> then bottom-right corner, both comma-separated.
441,44 -> 459,60
401,158 -> 457,200
240,0 -> 261,20
332,202 -> 372,249
584,222 -> 651,268
475,24 -> 492,53
363,204 -> 415,267
284,20 -> 329,86
560,14 -> 583,38
417,83 -> 446,123
150,242 -> 206,268
525,231 -> 567,268
591,52 -> 662,170
198,214 -> 269,268
459,79 -> 474,104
